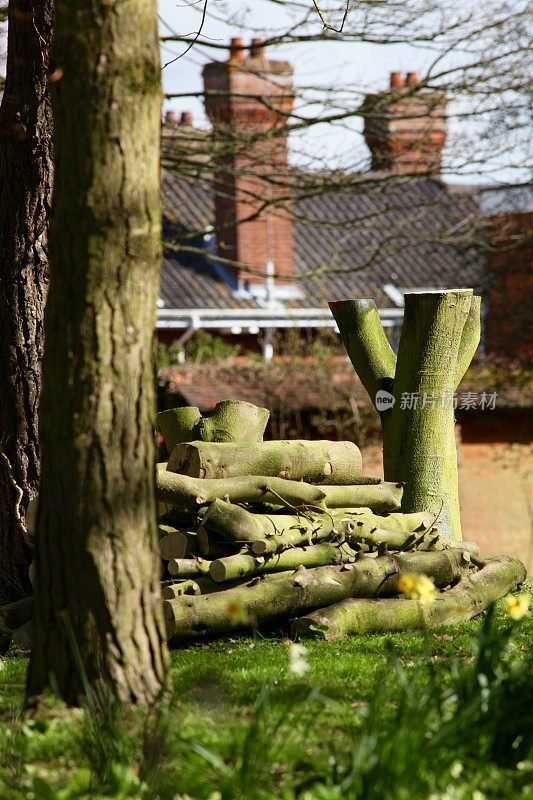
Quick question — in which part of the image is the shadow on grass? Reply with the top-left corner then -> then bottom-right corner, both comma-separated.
0,593 -> 531,799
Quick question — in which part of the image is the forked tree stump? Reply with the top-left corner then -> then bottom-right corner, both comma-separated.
330,291 -> 481,540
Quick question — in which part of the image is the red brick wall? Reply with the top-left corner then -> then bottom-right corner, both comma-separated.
486,211 -> 533,362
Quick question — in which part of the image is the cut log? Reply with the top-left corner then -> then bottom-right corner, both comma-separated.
164,549 -> 468,640
156,469 -> 395,512
202,498 -> 335,546
158,528 -> 199,560
11,620 -> 33,652
157,407 -> 202,452
209,542 -> 356,583
159,532 -> 187,560
291,555 -> 526,639
161,580 -> 201,599
163,570 -> 296,597
167,440 -> 363,484
167,558 -> 211,578
196,528 -> 241,558
157,400 -> 269,452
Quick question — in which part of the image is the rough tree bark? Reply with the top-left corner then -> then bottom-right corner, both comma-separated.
26,0 -> 169,706
330,292 -> 481,540
0,0 -> 53,599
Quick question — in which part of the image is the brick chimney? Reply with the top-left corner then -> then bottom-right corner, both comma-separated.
361,72 -> 447,175
203,38 -> 295,284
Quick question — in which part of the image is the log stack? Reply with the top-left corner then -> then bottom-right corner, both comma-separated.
156,401 -> 526,643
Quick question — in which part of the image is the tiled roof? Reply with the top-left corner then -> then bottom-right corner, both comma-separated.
160,168 -> 487,312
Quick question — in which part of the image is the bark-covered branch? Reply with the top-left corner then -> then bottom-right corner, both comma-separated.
168,440 -> 363,483
291,555 -> 527,639
164,549 -> 468,640
156,468 -> 398,511
328,299 -> 396,408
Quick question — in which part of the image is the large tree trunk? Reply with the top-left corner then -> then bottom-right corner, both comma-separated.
26,0 -> 168,706
0,1 -> 53,600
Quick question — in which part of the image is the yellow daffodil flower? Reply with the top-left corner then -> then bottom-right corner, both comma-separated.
397,572 -> 437,604
505,594 -> 530,620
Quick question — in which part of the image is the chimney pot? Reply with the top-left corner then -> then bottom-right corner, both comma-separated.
180,111 -> 193,126
164,109 -> 178,126
229,37 -> 246,61
250,37 -> 265,59
405,71 -> 420,87
390,71 -> 405,89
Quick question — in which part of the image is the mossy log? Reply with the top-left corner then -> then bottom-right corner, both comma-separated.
345,527 -> 438,553
321,482 -> 403,512
157,407 -> 201,452
163,570 -> 297,598
340,509 -> 435,533
330,292 -> 481,540
157,400 -> 270,452
161,580 -> 201,598
156,470 -> 326,510
167,558 -> 211,578
291,554 -> 526,639
387,291 -> 478,540
202,499 -> 437,555
164,550 -> 468,640
209,542 -> 356,583
157,527 -> 199,560
156,469 -> 397,512
167,440 -> 363,484
202,498 -> 335,547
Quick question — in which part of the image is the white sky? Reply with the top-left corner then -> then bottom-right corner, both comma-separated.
158,1 -> 531,184
159,0 -> 433,171
1,3 -> 528,183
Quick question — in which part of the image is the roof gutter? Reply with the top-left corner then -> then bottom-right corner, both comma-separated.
156,307 -> 404,329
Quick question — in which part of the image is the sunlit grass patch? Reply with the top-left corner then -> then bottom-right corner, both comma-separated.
0,583 -> 530,799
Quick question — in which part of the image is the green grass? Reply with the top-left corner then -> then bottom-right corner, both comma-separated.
0,586 -> 531,800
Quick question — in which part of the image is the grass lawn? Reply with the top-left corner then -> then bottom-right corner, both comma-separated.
0,585 -> 531,799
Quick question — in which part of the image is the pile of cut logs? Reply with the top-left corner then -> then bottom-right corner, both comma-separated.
156,400 -> 525,642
